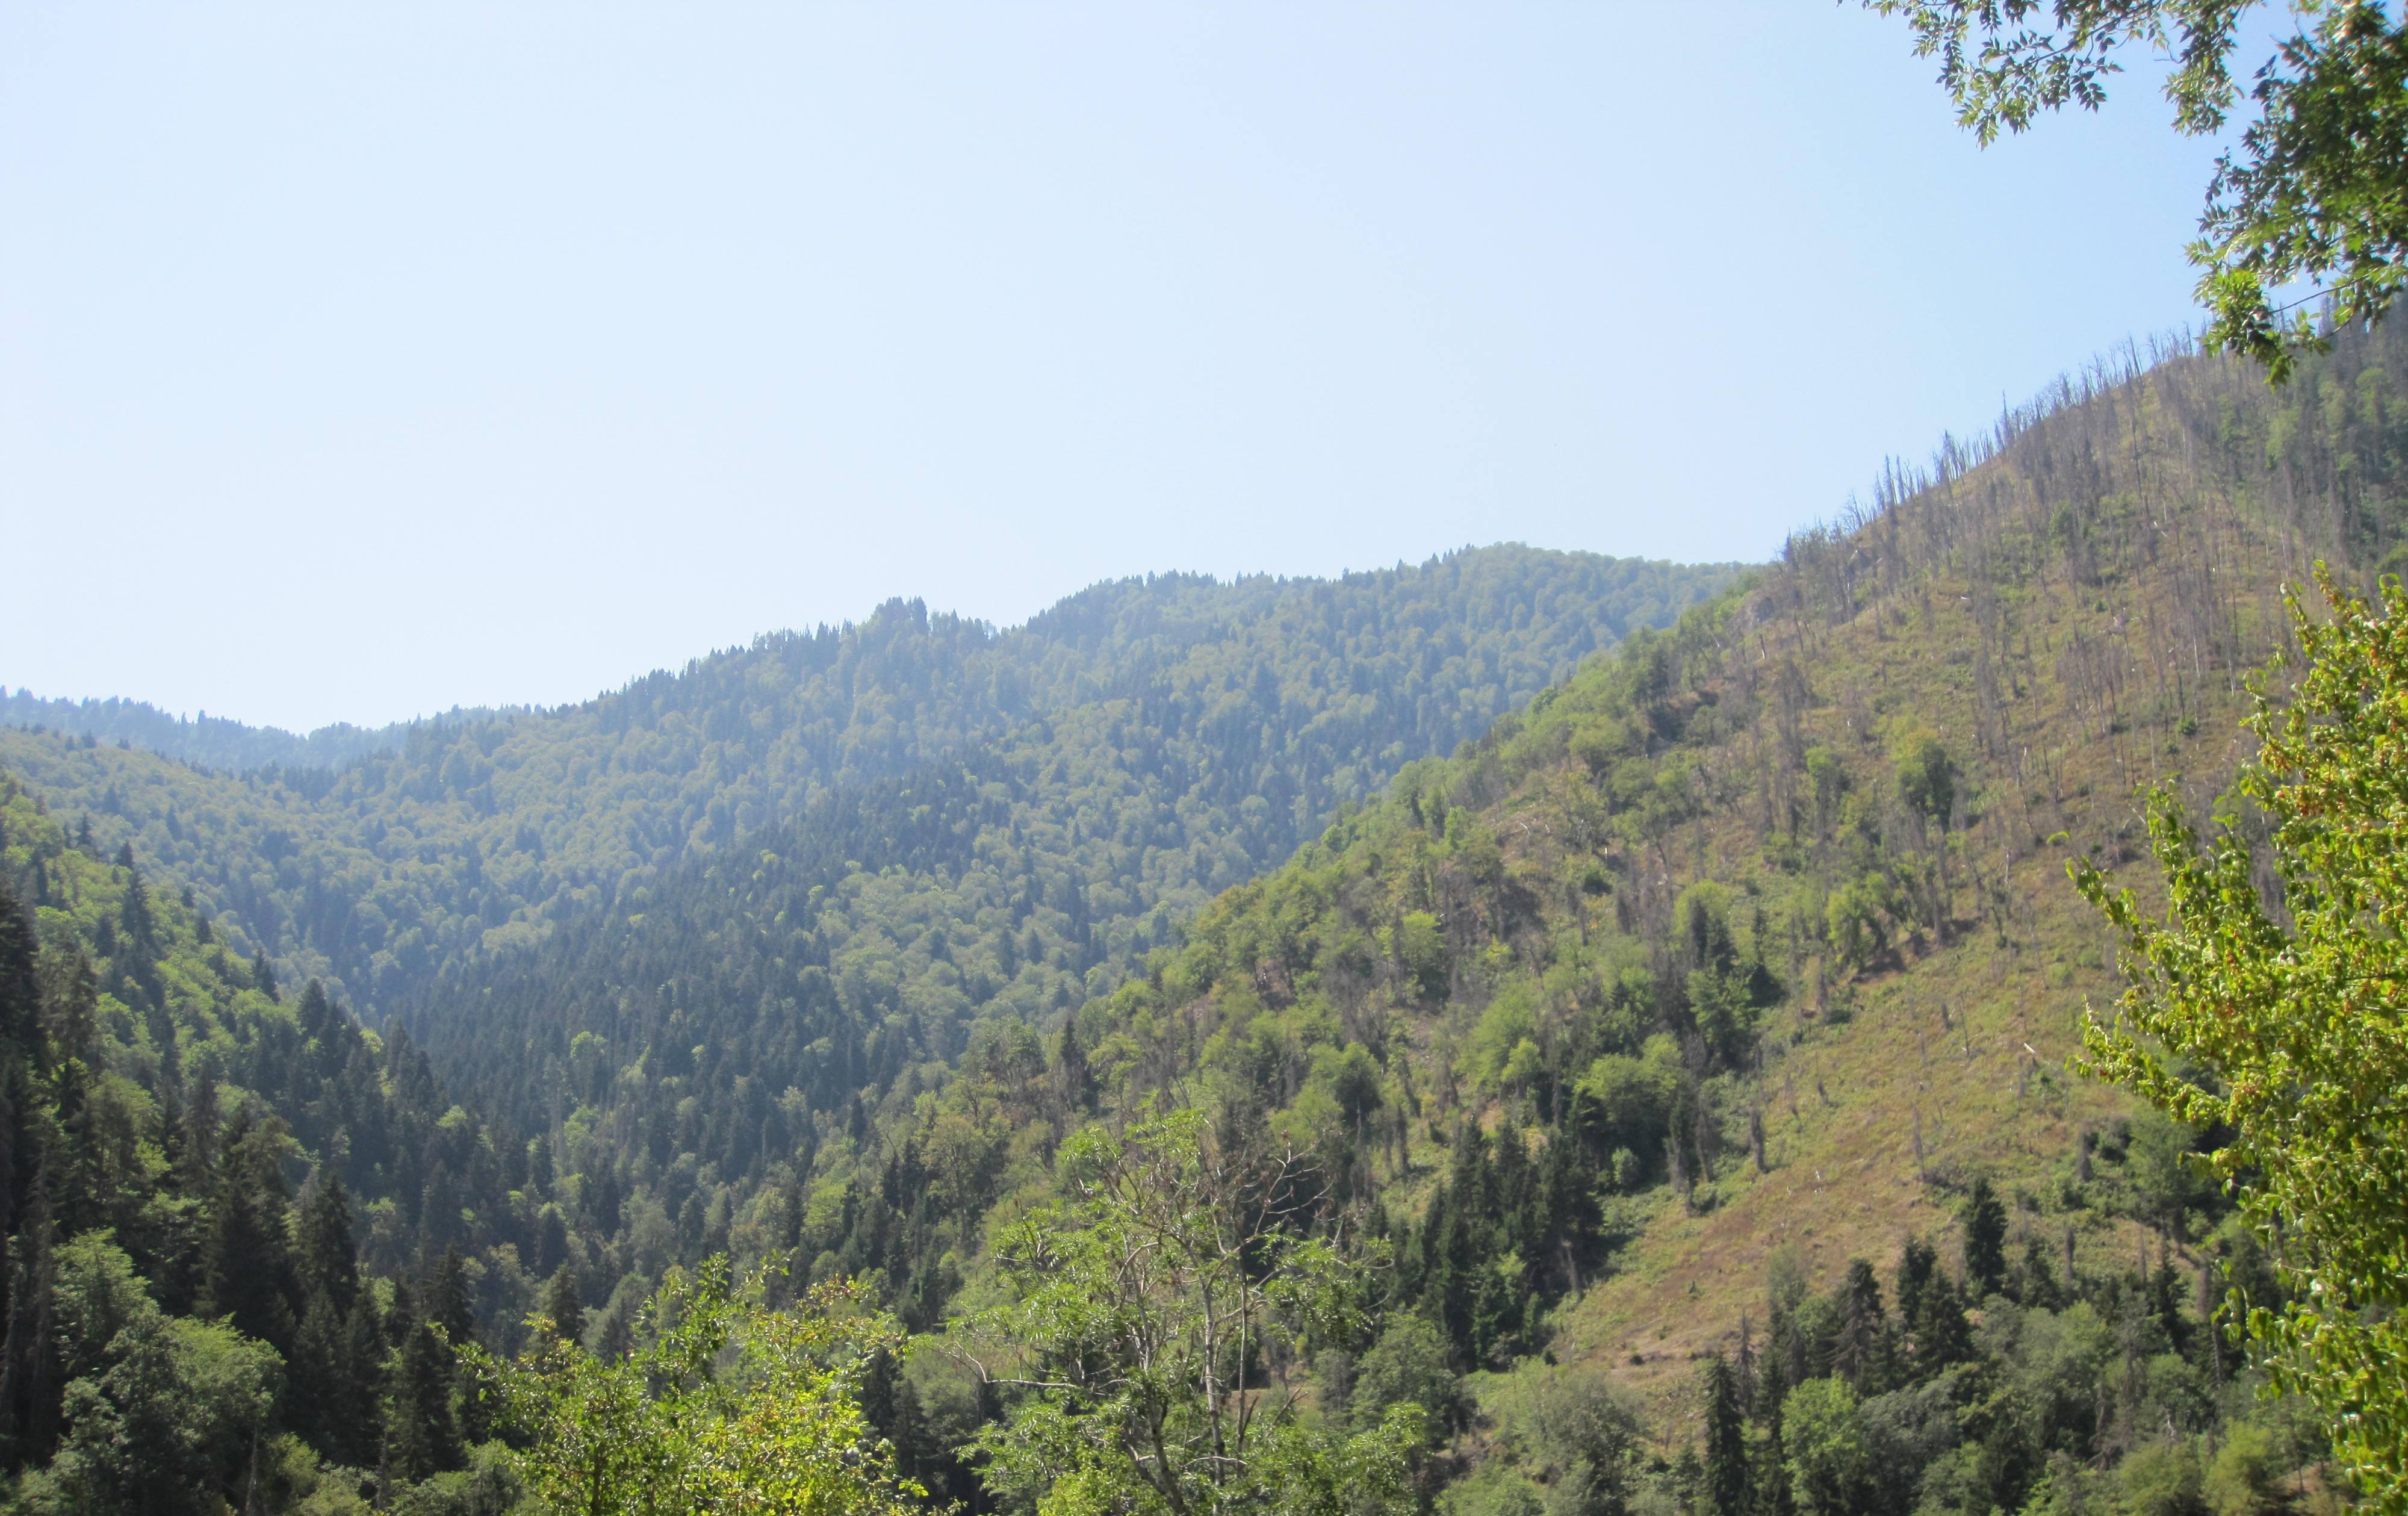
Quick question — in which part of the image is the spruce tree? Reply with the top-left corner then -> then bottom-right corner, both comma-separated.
1894,1237 -> 1938,1332
116,860 -> 155,955
425,1247 -> 476,1353
1057,1014 -> 1096,1115
0,886 -> 39,1051
297,1173 -> 361,1317
1962,1177 -> 2008,1297
383,1319 -> 462,1483
337,1289 -> 388,1468
594,1300 -> 631,1363
386,1279 -> 417,1352
1912,1270 -> 1973,1372
40,950 -> 105,1241
1831,1259 -> 1888,1391
296,980 -> 336,1043
0,1185 -> 58,1468
1751,1414 -> 1795,1516
1702,1353 -> 1752,1516
425,1248 -> 488,1445
288,1292 -> 350,1460
202,1107 -> 300,1354
177,1066 -> 219,1194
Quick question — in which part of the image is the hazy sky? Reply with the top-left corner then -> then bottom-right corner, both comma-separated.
4,3 -> 2235,732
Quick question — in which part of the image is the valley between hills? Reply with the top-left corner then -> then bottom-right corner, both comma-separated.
2,325 -> 2399,1513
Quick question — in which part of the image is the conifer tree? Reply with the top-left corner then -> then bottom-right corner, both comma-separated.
1750,1400 -> 1795,1516
426,1246 -> 476,1353
297,1173 -> 360,1317
178,1065 -> 219,1194
1056,1014 -> 1095,1115
38,945 -> 98,1067
426,1246 -> 489,1444
1831,1260 -> 1887,1391
202,1107 -> 300,1354
1961,1178 -> 2007,1298
336,1289 -> 388,1467
1702,1354 -> 1752,1516
386,1279 -> 417,1352
0,887 -> 39,1050
0,1185 -> 60,1468
1893,1237 -> 1938,1332
1911,1270 -> 1972,1373
384,1318 -> 462,1483
288,1292 -> 351,1460
116,859 -> 155,955
41,949 -> 103,1240
296,980 -> 336,1044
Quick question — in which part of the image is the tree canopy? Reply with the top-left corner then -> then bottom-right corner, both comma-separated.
482,1264 -> 922,1516
1871,0 -> 2408,378
2075,565 -> 2408,1509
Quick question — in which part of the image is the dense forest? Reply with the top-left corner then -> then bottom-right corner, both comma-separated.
0,549 -> 1728,1018
2,319 -> 2406,1512
0,778 -> 518,1511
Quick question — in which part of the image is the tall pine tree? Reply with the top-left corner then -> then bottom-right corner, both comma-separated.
1702,1353 -> 1752,1516
201,1106 -> 300,1355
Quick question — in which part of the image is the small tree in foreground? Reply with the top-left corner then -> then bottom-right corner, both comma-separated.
2073,567 -> 2408,1510
480,1260 -> 922,1516
952,1106 -> 1420,1516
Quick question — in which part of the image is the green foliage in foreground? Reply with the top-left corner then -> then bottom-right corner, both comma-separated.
2077,567 -> 2408,1509
1869,1 -> 2408,380
17,1235 -> 279,1515
480,1264 -> 920,1516
954,1109 -> 1419,1516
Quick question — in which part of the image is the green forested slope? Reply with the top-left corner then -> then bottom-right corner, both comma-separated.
0,548 -> 1733,1399
9,318 -> 2407,1513
0,548 -> 1730,1014
0,778 -> 535,1512
818,325 -> 2407,1511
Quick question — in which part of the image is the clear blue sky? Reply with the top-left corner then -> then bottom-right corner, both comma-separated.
4,2 -> 2235,733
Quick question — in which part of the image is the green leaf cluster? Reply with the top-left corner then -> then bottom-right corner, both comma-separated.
2075,564 -> 2408,1508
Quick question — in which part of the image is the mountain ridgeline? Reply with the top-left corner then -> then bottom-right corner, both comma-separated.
1,550 -> 1728,1014
1,320 -> 2404,1513
0,692 -> 536,777
0,550 -> 1731,1306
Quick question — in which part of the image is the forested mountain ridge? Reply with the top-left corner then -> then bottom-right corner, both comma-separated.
0,548 -> 1732,1017
0,692 -> 496,775
801,325 -> 2407,1511
0,548 -> 1734,1394
5,315 -> 2403,1512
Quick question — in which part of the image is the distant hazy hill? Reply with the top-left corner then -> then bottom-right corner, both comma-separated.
0,547 -> 1736,1024
0,689 -> 509,771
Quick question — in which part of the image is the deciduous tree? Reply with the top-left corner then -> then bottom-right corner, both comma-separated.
2074,567 -> 2408,1508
